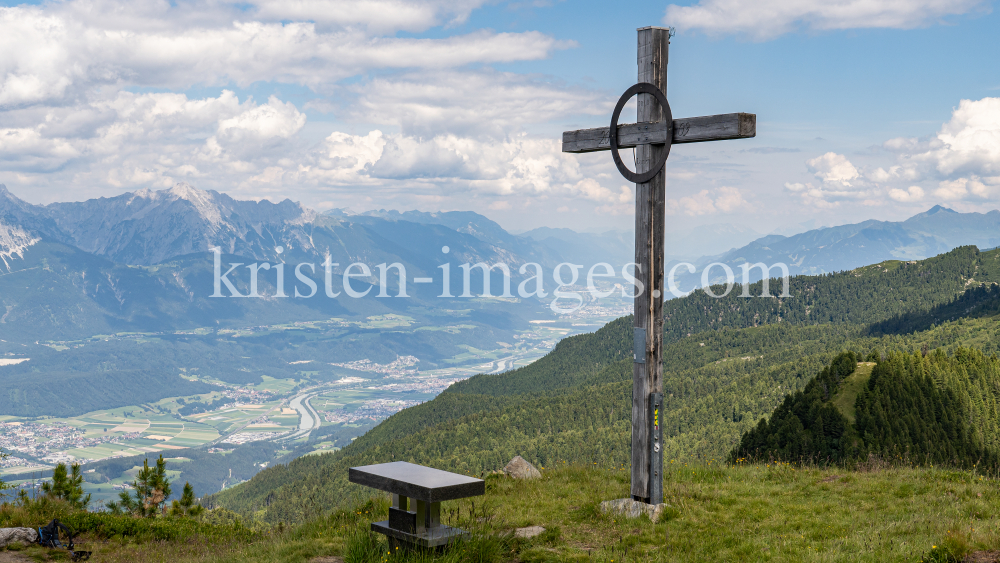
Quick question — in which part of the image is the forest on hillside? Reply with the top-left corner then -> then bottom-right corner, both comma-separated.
207,246 -> 1000,522
732,346 -> 1000,470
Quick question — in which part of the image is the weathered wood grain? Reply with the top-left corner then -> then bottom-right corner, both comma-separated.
631,25 -> 669,504
561,113 -> 756,153
559,26 -> 757,507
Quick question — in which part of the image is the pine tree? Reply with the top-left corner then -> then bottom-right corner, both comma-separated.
107,455 -> 172,517
170,482 -> 204,517
0,449 -> 11,501
41,462 -> 90,509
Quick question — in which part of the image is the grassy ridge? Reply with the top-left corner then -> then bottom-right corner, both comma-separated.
10,463 -> 1000,562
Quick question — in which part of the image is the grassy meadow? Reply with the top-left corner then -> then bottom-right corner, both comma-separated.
5,460 -> 1000,562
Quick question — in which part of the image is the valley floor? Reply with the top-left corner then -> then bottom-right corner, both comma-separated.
6,461 -> 1000,562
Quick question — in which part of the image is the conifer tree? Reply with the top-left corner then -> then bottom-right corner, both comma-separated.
170,482 -> 204,517
107,455 -> 172,517
41,462 -> 90,509
0,449 -> 11,500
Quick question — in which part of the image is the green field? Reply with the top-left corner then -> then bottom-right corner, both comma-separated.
251,376 -> 303,394
830,361 -> 876,424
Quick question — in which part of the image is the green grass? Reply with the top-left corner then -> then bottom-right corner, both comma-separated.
830,362 -> 876,424
6,462 -> 999,562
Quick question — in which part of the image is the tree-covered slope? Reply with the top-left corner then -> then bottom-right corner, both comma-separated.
663,245 -> 999,342
207,246 -> 1000,521
732,346 -> 1000,471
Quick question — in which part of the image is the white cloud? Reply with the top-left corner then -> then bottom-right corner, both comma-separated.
867,165 -> 920,183
0,127 -> 80,171
783,177 -> 872,208
0,0 -> 635,216
668,187 -> 749,216
807,152 -> 859,185
0,3 -> 570,108
664,0 -> 987,39
250,0 -> 488,33
787,98 -> 1000,209
888,186 -> 925,202
355,70 -> 606,137
786,152 -> 880,208
920,97 -> 1000,176
933,177 -> 992,200
862,97 -> 1000,204
217,97 -> 306,141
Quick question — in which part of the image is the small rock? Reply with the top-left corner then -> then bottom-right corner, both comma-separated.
0,528 -> 37,549
515,526 -> 545,539
309,557 -> 344,563
503,456 -> 541,479
599,498 -> 671,523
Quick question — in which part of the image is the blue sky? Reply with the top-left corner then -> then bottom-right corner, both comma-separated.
0,0 -> 997,245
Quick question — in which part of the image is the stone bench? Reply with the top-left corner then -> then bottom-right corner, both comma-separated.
349,461 -> 485,549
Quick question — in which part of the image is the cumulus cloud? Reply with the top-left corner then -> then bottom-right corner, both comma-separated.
919,97 -> 1000,177
250,0 -> 488,33
0,0 -> 644,218
355,70 -> 607,137
0,2 -> 570,108
783,97 -> 1000,210
217,97 -> 306,141
934,177 -> 992,200
888,186 -> 925,202
0,127 -> 80,171
784,152 -> 871,207
807,152 -> 859,185
860,97 -> 1000,204
664,0 -> 988,40
667,187 -> 749,216
783,179 -> 874,208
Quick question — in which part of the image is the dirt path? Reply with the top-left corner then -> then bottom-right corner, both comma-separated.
0,551 -> 32,563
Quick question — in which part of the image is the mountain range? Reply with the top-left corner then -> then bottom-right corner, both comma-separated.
1,181 -> 999,417
2,182 -> 998,282
682,205 -> 1000,287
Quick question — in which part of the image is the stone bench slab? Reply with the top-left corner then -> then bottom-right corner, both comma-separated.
349,462 -> 484,503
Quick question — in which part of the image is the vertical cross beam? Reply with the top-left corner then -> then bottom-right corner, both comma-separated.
631,26 -> 668,504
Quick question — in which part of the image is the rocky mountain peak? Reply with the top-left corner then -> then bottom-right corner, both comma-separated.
0,219 -> 40,270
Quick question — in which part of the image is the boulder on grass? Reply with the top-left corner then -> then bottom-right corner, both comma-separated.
0,527 -> 37,548
503,456 -> 541,479
514,526 -> 545,539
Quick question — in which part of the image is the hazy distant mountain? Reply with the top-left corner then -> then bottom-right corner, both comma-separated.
0,184 -> 554,271
0,182 -> 560,343
668,223 -> 762,259
44,184 -> 310,265
330,208 -> 562,266
685,206 -> 1000,287
519,227 -> 633,266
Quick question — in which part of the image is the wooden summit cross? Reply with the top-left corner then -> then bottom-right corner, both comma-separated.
561,26 -> 756,505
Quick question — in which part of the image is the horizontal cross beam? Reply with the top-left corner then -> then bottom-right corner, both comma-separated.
562,112 -> 756,153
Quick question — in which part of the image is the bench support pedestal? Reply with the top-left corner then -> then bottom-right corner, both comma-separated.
375,494 -> 468,549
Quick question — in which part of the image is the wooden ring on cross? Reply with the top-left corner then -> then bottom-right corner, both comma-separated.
609,82 -> 673,184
